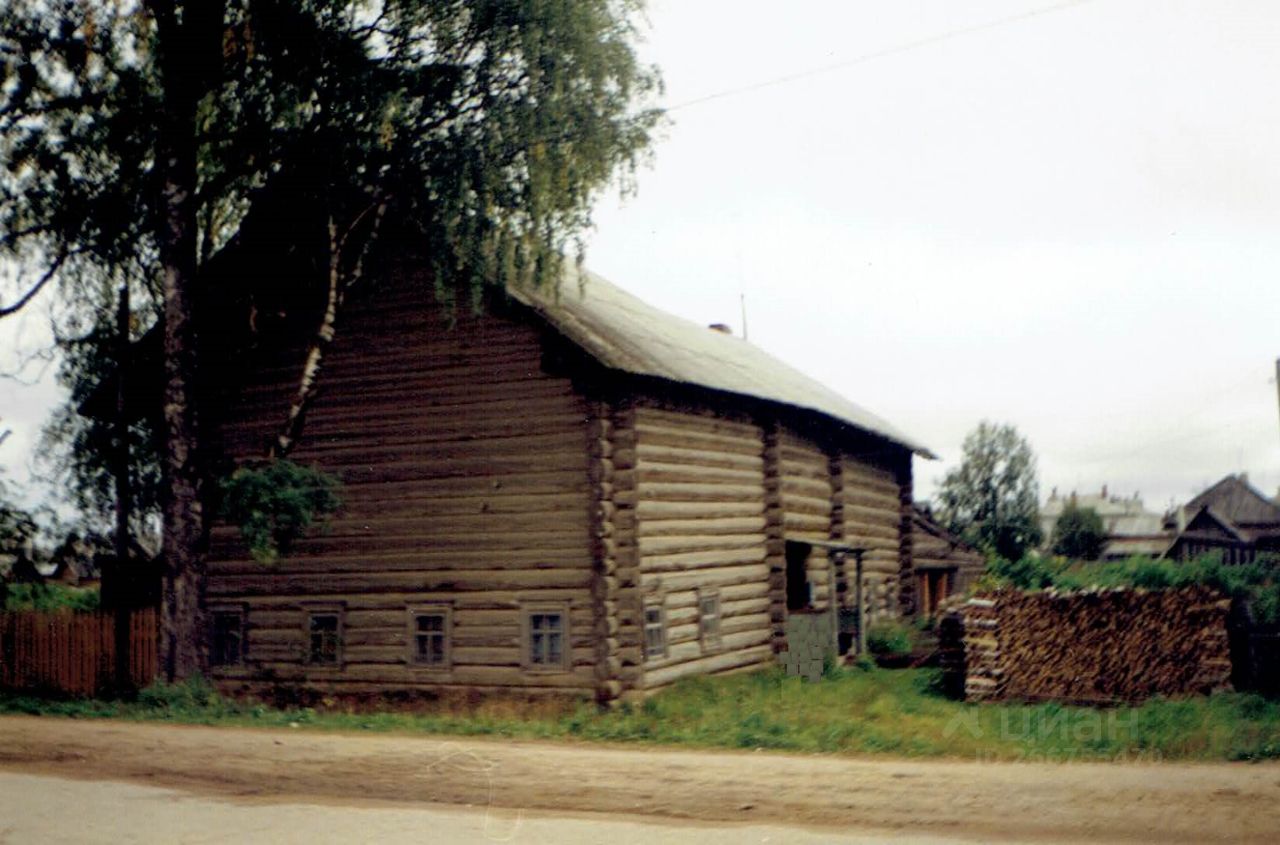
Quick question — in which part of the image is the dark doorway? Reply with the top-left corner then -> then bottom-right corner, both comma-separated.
785,542 -> 811,611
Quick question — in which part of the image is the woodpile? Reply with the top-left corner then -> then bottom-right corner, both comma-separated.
941,586 -> 1233,704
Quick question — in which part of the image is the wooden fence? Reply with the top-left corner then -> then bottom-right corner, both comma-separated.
0,608 -> 157,697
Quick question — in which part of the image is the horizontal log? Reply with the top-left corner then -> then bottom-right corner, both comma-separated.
208,568 -> 595,598
637,516 -> 767,539
637,534 -> 763,557
642,639 -> 773,688
230,589 -> 592,612
635,442 -> 764,473
636,481 -> 766,504
640,547 -> 767,573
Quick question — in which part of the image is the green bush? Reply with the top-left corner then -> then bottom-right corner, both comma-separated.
218,460 -> 343,563
3,582 -> 100,612
865,621 -> 914,656
979,553 -> 1280,624
982,555 -> 1057,590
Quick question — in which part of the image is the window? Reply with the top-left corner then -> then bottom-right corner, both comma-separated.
210,608 -> 245,667
524,606 -> 568,670
697,590 -> 721,651
305,607 -> 343,666
409,607 -> 451,669
643,600 -> 666,659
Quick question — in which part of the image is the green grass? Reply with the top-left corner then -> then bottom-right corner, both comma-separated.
4,667 -> 1279,762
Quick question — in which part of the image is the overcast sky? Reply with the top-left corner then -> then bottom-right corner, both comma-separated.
2,0 -> 1279,518
585,0 -> 1280,511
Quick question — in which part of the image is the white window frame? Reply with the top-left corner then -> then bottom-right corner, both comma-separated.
643,597 -> 667,660
522,603 -> 570,672
697,588 -> 722,652
408,605 -> 452,670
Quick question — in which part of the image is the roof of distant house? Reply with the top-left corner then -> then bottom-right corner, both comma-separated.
1184,474 -> 1280,530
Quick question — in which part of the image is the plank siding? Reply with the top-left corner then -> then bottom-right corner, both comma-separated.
632,405 -> 773,690
206,280 -> 597,696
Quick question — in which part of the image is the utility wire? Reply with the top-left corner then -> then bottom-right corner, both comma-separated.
666,0 -> 1098,112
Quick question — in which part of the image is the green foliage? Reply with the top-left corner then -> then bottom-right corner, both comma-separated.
4,0 -> 662,532
137,676 -> 220,714
865,620 -> 915,656
983,555 -> 1057,590
979,553 -> 1280,624
3,582 -> 101,612
6,667 -> 1280,762
0,478 -> 36,553
935,421 -> 1043,562
39,313 -> 164,533
1051,503 -> 1106,560
218,461 -> 342,563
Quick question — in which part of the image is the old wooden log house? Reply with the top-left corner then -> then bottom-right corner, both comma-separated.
99,254 -> 936,702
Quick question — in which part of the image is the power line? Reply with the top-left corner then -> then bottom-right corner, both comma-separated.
666,0 -> 1098,112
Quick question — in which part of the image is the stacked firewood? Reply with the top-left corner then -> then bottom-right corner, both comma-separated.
946,586 -> 1232,704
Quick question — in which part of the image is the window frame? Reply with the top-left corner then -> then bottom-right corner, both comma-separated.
697,588 -> 722,652
521,603 -> 571,673
407,605 -> 452,671
301,603 -> 345,668
209,604 -> 247,668
643,596 -> 667,660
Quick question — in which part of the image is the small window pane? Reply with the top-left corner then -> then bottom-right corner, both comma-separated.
528,611 -> 565,667
211,611 -> 243,667
699,593 -> 721,649
412,612 -> 448,667
643,605 -> 666,659
308,613 -> 341,665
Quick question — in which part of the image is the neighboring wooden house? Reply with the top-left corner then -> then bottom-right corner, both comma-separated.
110,257 -> 931,702
909,505 -> 985,616
1166,474 -> 1280,563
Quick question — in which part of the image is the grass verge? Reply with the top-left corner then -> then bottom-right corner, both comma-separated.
2,667 -> 1278,763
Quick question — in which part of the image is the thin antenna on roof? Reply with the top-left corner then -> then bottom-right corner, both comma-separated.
740,293 -> 749,342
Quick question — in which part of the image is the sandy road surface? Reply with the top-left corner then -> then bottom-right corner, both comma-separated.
0,771 -> 964,844
0,716 -> 1277,843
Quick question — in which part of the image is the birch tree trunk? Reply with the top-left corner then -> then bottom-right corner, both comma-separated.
272,201 -> 387,459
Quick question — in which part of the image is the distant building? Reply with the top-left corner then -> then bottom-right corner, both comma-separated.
1041,486 -> 1171,560
1166,474 -> 1280,564
910,505 -> 985,616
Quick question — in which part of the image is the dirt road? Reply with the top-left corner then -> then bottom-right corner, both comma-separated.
0,716 -> 1277,843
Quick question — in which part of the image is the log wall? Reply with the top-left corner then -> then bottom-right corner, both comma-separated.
206,278 -> 598,695
203,267 -> 919,698
840,449 -> 907,622
632,404 -> 774,690
777,429 -> 835,609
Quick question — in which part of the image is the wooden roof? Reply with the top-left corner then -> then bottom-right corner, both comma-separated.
513,267 -> 934,458
1184,474 -> 1280,530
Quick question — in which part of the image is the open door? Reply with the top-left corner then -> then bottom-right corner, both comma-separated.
785,541 -> 812,611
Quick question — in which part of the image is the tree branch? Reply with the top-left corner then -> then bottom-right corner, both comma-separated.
0,250 -> 70,319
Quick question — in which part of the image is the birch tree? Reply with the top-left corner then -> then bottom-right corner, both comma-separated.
1,0 -> 660,678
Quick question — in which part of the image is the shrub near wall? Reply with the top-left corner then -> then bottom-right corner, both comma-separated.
942,586 -> 1233,704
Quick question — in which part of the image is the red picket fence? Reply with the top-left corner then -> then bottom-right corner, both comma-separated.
0,608 -> 157,696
